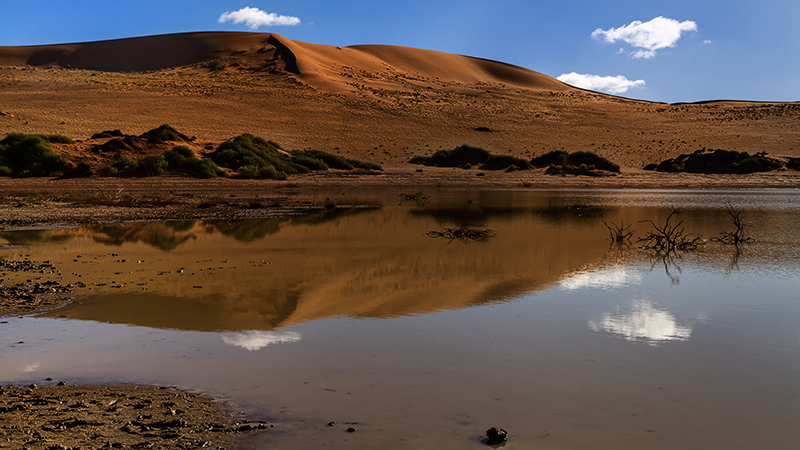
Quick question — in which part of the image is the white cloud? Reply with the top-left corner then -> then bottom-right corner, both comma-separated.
219,7 -> 301,29
222,330 -> 302,351
557,72 -> 645,95
592,16 -> 697,58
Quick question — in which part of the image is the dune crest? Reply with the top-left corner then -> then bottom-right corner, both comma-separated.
0,31 -> 569,92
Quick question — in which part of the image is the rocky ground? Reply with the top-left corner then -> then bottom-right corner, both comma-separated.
0,383 -> 269,450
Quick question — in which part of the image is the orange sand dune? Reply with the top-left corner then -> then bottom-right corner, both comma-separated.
1,32 -> 798,168
0,31 -> 570,92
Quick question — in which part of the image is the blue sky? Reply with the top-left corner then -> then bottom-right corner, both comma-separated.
2,0 -> 798,103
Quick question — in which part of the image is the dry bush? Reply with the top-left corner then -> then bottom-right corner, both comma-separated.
638,208 -> 705,252
712,203 -> 754,245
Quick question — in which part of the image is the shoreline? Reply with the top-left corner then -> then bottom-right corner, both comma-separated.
0,383 -> 268,450
1,168 -> 798,230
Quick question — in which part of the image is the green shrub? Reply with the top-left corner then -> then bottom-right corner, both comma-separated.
567,151 -> 620,172
161,145 -> 222,178
140,124 -> 190,143
112,154 -> 137,174
654,149 -> 784,174
208,134 -> 379,179
59,161 -> 93,179
530,150 -> 620,173
481,154 -> 532,171
302,150 -> 355,170
137,154 -> 168,176
530,150 -> 569,168
0,133 -> 71,177
410,144 -> 527,170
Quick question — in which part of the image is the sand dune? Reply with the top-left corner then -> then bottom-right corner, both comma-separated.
1,32 -> 798,169
0,31 -> 569,92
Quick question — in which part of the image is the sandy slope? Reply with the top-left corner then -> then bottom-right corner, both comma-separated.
1,32 -> 798,170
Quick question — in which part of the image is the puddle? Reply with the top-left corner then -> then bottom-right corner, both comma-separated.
1,189 -> 799,449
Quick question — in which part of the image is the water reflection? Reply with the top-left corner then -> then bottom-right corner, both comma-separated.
88,222 -> 199,251
221,330 -> 302,351
1,190 -> 799,450
588,299 -> 693,345
559,266 -> 641,291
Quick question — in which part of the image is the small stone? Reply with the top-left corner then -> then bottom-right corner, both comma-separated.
346,427 -> 357,433
327,422 -> 336,426
486,427 -> 508,445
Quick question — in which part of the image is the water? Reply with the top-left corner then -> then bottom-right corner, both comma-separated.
1,190 -> 799,449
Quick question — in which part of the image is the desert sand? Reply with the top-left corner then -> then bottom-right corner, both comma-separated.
1,31 -> 798,171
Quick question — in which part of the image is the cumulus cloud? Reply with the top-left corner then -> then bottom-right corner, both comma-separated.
592,16 -> 697,58
557,72 -> 645,95
219,7 -> 301,29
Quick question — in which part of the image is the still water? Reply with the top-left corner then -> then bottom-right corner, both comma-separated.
1,190 -> 799,449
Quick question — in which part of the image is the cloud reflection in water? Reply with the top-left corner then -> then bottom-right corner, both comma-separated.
589,299 -> 692,346
559,267 -> 641,291
222,331 -> 302,351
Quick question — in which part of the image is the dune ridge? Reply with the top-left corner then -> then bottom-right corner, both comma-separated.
0,31 -> 569,91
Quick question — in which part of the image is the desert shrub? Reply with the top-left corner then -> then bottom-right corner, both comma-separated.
733,155 -> 783,174
787,158 -> 800,171
0,133 -> 71,177
90,129 -> 125,140
291,154 -> 329,171
137,154 -> 168,176
163,145 -> 196,167
302,150 -> 355,170
653,149 -> 784,174
411,145 -> 491,167
161,145 -> 222,178
297,150 -> 382,171
410,145 -> 527,170
140,124 -> 190,143
209,134 -> 379,179
59,161 -> 93,179
481,154 -> 532,171
111,154 -> 137,174
567,151 -> 620,172
530,150 -> 569,168
531,150 -> 619,173
347,159 -> 383,171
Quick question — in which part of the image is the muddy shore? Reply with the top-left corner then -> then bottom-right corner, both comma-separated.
0,383 -> 269,450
